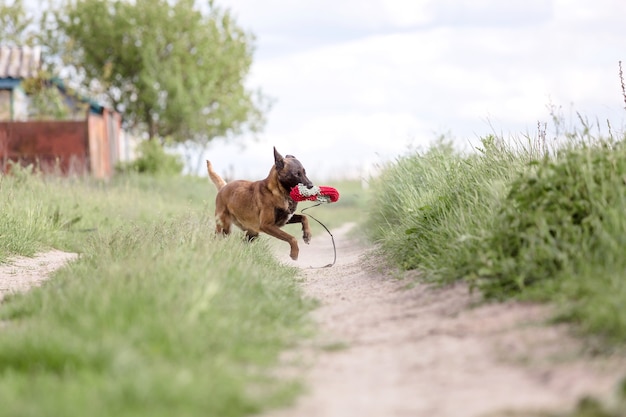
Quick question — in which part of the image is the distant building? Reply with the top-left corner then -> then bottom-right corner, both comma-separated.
0,45 -> 41,120
0,45 -> 139,178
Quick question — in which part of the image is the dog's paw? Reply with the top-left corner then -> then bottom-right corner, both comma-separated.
303,231 -> 312,244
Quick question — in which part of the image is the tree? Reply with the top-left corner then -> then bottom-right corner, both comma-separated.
43,0 -> 270,166
0,0 -> 35,45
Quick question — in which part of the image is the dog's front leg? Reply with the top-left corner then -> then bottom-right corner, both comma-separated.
260,224 -> 300,260
287,214 -> 311,244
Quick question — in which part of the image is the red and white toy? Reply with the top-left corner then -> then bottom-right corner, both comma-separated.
290,184 -> 340,204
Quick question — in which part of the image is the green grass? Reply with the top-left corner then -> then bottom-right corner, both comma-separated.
0,169 -> 212,261
365,128 -> 626,346
365,136 -> 527,277
0,170 -> 316,417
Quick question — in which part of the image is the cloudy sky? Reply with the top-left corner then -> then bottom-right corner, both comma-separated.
200,0 -> 626,181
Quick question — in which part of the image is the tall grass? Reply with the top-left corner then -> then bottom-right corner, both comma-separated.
0,168 -> 212,261
0,171 -> 314,417
365,123 -> 626,345
365,136 -> 528,276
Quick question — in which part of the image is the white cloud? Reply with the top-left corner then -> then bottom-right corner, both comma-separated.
425,0 -> 553,27
276,111 -> 426,151
378,0 -> 435,28
226,0 -> 434,32
555,0 -> 626,25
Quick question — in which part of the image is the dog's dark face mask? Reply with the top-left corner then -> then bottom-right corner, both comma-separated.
274,148 -> 314,191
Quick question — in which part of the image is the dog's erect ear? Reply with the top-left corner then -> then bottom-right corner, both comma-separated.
273,147 -> 285,171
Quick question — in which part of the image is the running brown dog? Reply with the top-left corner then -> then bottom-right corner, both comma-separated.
206,147 -> 314,260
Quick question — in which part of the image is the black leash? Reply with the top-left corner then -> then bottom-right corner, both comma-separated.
301,203 -> 336,268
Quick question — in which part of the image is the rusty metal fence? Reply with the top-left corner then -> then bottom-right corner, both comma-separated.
0,110 -> 122,179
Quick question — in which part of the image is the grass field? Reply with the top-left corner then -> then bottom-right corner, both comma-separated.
0,170 -> 361,417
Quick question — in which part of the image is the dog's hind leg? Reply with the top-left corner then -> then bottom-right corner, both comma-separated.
287,214 -> 311,244
215,213 -> 232,236
245,231 -> 259,242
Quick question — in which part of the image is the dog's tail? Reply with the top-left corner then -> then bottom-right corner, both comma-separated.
206,160 -> 227,190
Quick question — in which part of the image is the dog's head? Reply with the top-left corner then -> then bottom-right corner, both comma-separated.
274,147 -> 313,191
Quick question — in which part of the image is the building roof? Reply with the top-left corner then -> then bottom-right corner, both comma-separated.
0,46 -> 108,115
0,45 -> 42,79
50,76 -> 105,114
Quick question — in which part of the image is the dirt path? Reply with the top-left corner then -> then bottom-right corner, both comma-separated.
0,250 -> 78,302
271,223 -> 626,417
